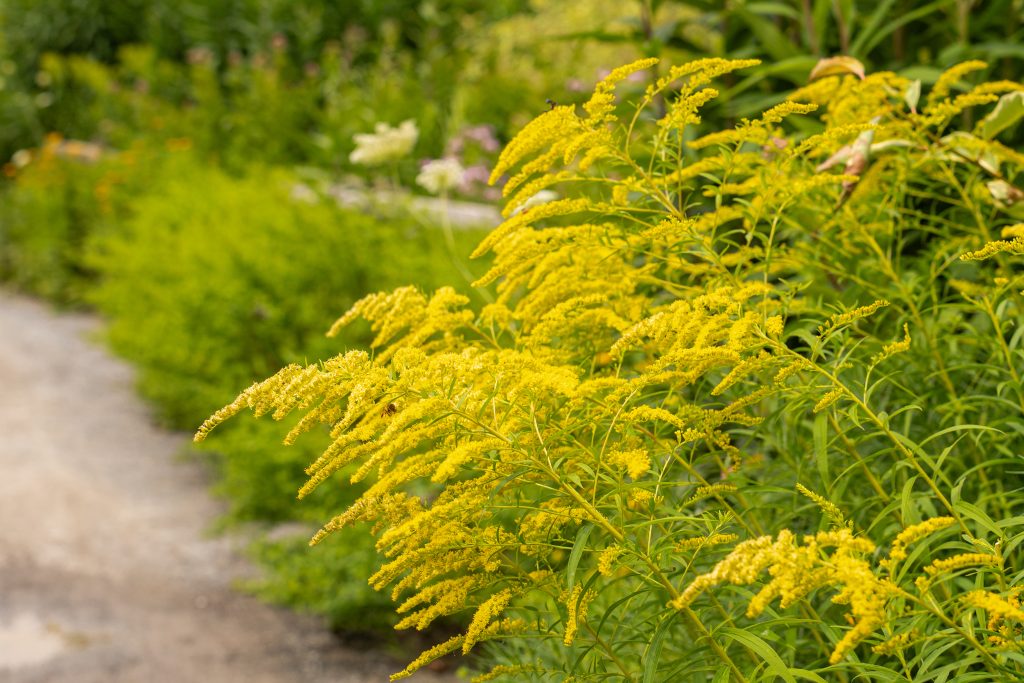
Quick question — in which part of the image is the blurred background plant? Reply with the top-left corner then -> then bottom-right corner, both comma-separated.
0,0 -> 1021,666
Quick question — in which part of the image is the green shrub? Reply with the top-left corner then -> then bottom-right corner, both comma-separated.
247,529 -> 397,633
199,57 -> 1024,680
86,154 -> 488,427
0,136 -> 140,303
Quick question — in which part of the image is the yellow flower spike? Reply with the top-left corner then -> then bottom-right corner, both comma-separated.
764,315 -> 785,338
674,533 -> 739,552
960,236 -> 1024,261
489,105 -> 581,184
817,300 -> 890,339
796,483 -> 850,529
962,590 -> 1024,624
872,630 -> 918,656
597,546 -> 624,577
562,585 -> 596,646
584,57 -> 660,123
1000,223 -> 1024,239
922,553 -> 1000,577
813,388 -> 844,414
927,60 -> 988,107
883,517 -> 956,569
463,589 -> 515,654
871,323 -> 912,366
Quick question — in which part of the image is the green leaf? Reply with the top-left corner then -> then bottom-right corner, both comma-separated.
642,613 -> 675,683
719,628 -> 797,683
731,4 -> 799,61
977,91 -> 1024,140
848,0 -> 899,56
955,501 -> 1003,540
746,2 -> 802,20
712,667 -> 732,683
566,523 -> 594,592
900,476 -> 919,523
813,412 -> 829,484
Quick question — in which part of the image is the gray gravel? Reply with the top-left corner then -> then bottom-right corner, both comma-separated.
0,291 -> 454,683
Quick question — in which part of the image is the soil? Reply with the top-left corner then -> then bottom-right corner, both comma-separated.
0,291 -> 454,683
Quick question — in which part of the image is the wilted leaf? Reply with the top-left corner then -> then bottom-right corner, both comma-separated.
839,124 -> 876,202
904,80 -> 922,113
816,146 -> 852,173
816,139 -> 913,173
988,180 -> 1024,205
809,56 -> 865,82
941,132 -> 1001,175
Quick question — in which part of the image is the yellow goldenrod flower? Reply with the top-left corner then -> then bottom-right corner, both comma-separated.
673,529 -> 889,664
584,57 -> 660,123
923,553 -> 1000,576
961,237 -> 1024,261
927,60 -> 988,107
872,630 -> 918,656
813,388 -> 844,414
962,590 -> 1024,624
818,300 -> 890,338
871,323 -> 912,366
597,545 -> 624,577
607,448 -> 650,480
796,483 -> 850,529
674,533 -> 739,552
883,517 -> 955,568
562,585 -> 596,646
463,589 -> 516,653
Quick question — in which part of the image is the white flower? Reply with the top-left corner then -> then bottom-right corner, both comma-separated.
11,149 -> 31,168
349,119 -> 418,166
416,158 -> 465,195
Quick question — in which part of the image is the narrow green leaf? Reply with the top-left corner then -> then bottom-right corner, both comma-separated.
848,0 -> 899,56
813,412 -> 829,484
900,476 -> 919,523
566,523 -> 594,592
642,613 -> 675,683
719,628 -> 797,683
955,501 -> 1003,540
731,5 -> 799,61
712,667 -> 732,683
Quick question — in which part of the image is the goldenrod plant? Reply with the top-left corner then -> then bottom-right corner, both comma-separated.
198,57 -> 1024,680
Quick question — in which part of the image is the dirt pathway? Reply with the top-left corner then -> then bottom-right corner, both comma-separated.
0,292 -> 451,682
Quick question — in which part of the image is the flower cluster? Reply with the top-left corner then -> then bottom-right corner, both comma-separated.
349,119 -> 419,166
415,158 -> 465,194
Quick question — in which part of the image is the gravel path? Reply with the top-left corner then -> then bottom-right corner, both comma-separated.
0,291 -> 452,683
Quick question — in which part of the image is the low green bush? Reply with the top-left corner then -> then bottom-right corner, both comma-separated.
0,137 -> 125,303
85,153 -> 487,427
247,529 -> 397,633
